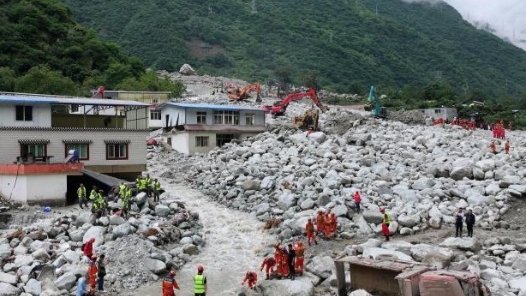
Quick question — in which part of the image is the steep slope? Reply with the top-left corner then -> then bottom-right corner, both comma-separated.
61,0 -> 526,96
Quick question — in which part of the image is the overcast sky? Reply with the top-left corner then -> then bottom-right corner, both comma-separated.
403,0 -> 526,50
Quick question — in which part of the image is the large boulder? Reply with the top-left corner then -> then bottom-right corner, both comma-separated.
305,256 -> 334,279
179,64 -> 195,75
24,278 -> 41,296
277,192 -> 296,210
83,226 -> 106,247
439,237 -> 480,252
145,258 -> 166,275
397,214 -> 420,228
53,272 -> 76,290
362,247 -> 414,262
0,283 -> 20,296
257,277 -> 314,296
155,204 -> 171,217
362,210 -> 383,224
450,158 -> 474,180
112,223 -> 133,239
0,272 -> 17,285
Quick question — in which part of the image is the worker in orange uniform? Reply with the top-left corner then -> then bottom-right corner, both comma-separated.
380,207 -> 391,241
505,140 -> 511,154
323,212 -> 331,239
162,270 -> 180,296
274,243 -> 283,279
490,141 -> 497,154
305,218 -> 317,246
241,271 -> 258,289
88,255 -> 98,292
280,245 -> 289,278
316,210 -> 325,236
325,212 -> 337,239
294,240 -> 306,275
260,256 -> 276,280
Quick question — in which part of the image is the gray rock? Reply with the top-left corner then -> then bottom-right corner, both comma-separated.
0,272 -> 17,285
362,210 -> 383,224
83,226 -> 105,247
29,241 -> 50,253
135,192 -> 148,205
31,248 -> 49,261
14,254 -> 34,268
112,223 -> 133,239
439,237 -> 480,252
0,282 -> 20,295
155,204 -> 171,217
257,276 -> 314,296
332,205 -> 348,217
68,229 -> 86,242
356,239 -> 383,253
109,216 -> 126,225
300,199 -> 315,210
260,177 -> 275,190
0,244 -> 11,260
277,192 -> 296,210
362,247 -> 414,262
242,180 -> 260,191
24,278 -> 41,296
500,175 -> 521,188
145,258 -> 166,275
412,178 -> 435,190
397,214 -> 419,228
306,256 -> 334,279
63,250 -> 80,264
350,290 -> 373,296
53,272 -> 76,290
182,244 -> 199,255
422,252 -> 451,269
450,158 -> 474,180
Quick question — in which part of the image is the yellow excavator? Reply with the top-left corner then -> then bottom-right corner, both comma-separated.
292,109 -> 320,131
227,82 -> 261,101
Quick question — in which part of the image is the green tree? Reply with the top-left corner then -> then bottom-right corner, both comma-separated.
0,67 -> 16,92
298,70 -> 321,90
104,62 -> 133,87
15,65 -> 77,95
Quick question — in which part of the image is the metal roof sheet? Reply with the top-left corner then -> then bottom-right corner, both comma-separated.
162,102 -> 263,111
0,94 -> 149,106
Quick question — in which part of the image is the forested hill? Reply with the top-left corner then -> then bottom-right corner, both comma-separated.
61,0 -> 526,97
0,0 -> 183,96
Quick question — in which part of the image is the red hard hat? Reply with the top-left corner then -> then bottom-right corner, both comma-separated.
197,265 -> 204,272
380,207 -> 385,213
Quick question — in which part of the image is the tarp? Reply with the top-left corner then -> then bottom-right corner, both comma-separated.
81,169 -> 124,187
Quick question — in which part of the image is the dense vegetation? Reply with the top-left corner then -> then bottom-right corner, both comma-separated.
62,0 -> 526,99
0,0 -> 184,96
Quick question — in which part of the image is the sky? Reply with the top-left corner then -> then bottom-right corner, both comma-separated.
403,0 -> 526,50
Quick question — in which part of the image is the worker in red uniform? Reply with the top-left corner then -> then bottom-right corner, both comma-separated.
330,212 -> 338,238
490,141 -> 497,154
323,212 -> 332,239
354,190 -> 362,213
316,210 -> 325,236
280,245 -> 289,278
241,271 -> 258,289
88,255 -> 98,291
83,238 -> 95,259
305,218 -> 317,246
294,240 -> 306,275
260,256 -> 276,280
505,140 -> 511,154
274,243 -> 283,278
162,270 -> 180,296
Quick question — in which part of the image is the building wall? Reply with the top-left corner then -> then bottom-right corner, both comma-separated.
0,174 -> 67,204
124,107 -> 149,130
168,133 -> 190,154
0,104 -> 52,127
0,129 -> 147,169
149,119 -> 162,129
0,175 -> 27,203
187,132 -> 218,154
183,108 -> 266,126
114,92 -> 170,104
167,131 -> 260,155
162,106 -> 186,127
423,108 -> 457,120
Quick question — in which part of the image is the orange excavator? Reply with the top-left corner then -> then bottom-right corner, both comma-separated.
228,82 -> 261,102
261,88 -> 327,116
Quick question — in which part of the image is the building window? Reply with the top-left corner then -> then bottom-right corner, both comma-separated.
167,137 -> 172,146
106,143 -> 128,160
152,97 -> 159,104
195,136 -> 209,147
21,144 -> 46,157
435,109 -> 441,114
213,111 -> 240,125
245,114 -> 255,125
150,110 -> 161,120
16,105 -> 33,121
216,134 -> 235,147
70,104 -> 79,113
64,143 -> 89,160
197,112 -> 207,124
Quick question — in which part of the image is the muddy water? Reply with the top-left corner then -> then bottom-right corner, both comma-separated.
132,183 -> 273,296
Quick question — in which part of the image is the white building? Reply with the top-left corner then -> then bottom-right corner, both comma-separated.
0,93 -> 150,205
160,103 -> 266,154
422,107 -> 458,121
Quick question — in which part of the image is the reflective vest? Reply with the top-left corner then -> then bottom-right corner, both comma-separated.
154,181 -> 161,190
119,184 -> 126,196
139,179 -> 147,190
77,186 -> 86,198
383,213 -> 391,224
194,274 -> 206,294
89,190 -> 97,201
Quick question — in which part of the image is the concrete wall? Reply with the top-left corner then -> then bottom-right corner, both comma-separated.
162,106 -> 186,127
350,264 -> 401,295
161,106 -> 266,127
0,174 -> 67,204
124,108 -> 149,130
168,133 -> 190,154
0,129 -> 147,170
0,104 -> 52,127
166,131 -> 260,155
108,92 -> 170,104
423,108 -> 458,120
52,114 -> 125,128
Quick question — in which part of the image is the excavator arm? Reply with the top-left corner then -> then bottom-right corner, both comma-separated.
228,82 -> 261,101
261,88 -> 327,116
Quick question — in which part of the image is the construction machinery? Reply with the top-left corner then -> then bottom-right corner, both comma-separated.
292,109 -> 320,131
364,85 -> 387,118
227,82 -> 261,102
261,88 -> 328,116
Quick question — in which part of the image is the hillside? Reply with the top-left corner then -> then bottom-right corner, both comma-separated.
0,0 -> 183,96
61,0 -> 526,97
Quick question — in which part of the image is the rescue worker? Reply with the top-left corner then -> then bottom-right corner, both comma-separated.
305,219 -> 317,246
354,190 -> 362,213
316,210 -> 325,236
94,190 -> 106,217
145,174 -> 152,197
88,255 -> 98,292
89,186 -> 98,203
122,186 -> 132,218
260,256 -> 276,280
162,270 -> 180,296
505,140 -> 510,154
280,245 -> 289,278
380,207 -> 391,241
241,271 -> 258,289
97,254 -> 106,292
119,183 -> 127,200
329,212 -> 337,239
274,243 -> 283,279
490,141 -> 497,154
78,184 -> 88,209
153,178 -> 161,203
287,244 -> 296,280
454,207 -> 464,237
465,209 -> 476,238
294,241 -> 305,276
83,238 -> 95,259
194,265 -> 207,296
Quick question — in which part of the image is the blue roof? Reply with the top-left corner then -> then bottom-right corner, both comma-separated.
162,102 -> 263,111
0,94 -> 149,106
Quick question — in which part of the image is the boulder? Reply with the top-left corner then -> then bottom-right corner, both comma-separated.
24,278 -> 41,296
53,272 -> 76,290
145,258 -> 166,275
155,204 -> 171,217
412,178 -> 435,190
362,210 -> 383,224
305,256 -> 334,279
362,247 -> 414,262
277,193 -> 296,210
109,216 -> 126,225
500,175 -> 521,188
179,64 -> 195,75
31,248 -> 50,260
0,282 -> 20,296
83,226 -> 105,247
135,192 -> 148,205
450,158 -> 474,180
242,180 -> 260,191
182,244 -> 199,255
0,272 -> 17,285
356,239 -> 383,253
439,237 -> 480,252
260,177 -> 275,190
112,223 -> 133,239
397,214 -> 419,228
421,252 -> 451,269
509,277 -> 526,292
14,254 -> 34,268
350,290 -> 373,296
257,277 -> 314,296
63,250 -> 80,264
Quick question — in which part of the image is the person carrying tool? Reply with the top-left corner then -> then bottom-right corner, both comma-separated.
294,240 -> 305,276
194,265 -> 207,296
380,207 -> 391,241
78,184 -> 88,209
241,271 -> 258,289
305,219 -> 317,246
162,270 -> 180,296
260,256 -> 276,280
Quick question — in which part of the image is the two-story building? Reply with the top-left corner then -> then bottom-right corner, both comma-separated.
91,90 -> 172,129
0,93 -> 150,205
160,103 -> 266,154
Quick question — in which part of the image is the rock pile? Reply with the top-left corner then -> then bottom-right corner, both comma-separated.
0,196 -> 202,295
